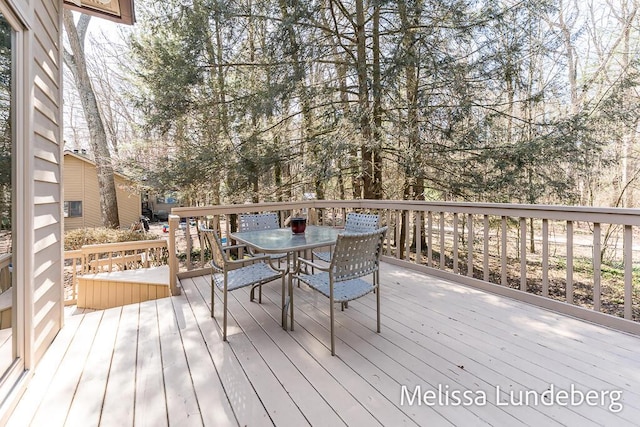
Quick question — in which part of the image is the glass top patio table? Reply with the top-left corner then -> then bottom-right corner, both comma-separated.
229,225 -> 341,331
230,225 -> 341,253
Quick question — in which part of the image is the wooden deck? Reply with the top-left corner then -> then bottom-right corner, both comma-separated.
7,263 -> 640,426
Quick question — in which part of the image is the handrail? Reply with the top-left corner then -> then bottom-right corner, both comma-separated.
169,200 -> 640,335
175,200 -> 640,225
80,239 -> 168,253
63,240 -> 170,304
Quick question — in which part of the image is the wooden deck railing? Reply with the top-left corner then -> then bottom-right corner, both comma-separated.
169,200 -> 640,335
0,254 -> 11,295
63,239 -> 170,304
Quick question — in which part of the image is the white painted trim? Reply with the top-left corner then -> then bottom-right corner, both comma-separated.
0,0 -> 31,415
19,0 -> 34,372
0,0 -> 31,30
58,0 -> 66,332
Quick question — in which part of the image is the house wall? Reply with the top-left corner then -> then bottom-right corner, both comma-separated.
31,0 -> 64,368
117,179 -> 141,228
0,0 -> 64,421
63,154 -> 141,231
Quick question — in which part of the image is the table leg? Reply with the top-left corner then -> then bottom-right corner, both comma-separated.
281,253 -> 291,330
289,251 -> 296,331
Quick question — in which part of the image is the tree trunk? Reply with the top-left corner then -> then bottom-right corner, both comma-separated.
278,0 -> 318,200
371,1 -> 383,199
355,0 -> 374,199
399,0 -> 425,249
63,11 -> 119,228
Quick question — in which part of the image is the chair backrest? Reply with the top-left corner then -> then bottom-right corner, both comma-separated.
239,213 -> 280,232
344,213 -> 379,233
331,227 -> 387,282
199,226 -> 228,273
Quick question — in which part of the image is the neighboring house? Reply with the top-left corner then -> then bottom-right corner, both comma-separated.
0,0 -> 135,422
63,151 -> 141,230
143,189 -> 181,221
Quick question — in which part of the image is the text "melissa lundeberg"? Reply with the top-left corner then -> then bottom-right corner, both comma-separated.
400,384 -> 623,413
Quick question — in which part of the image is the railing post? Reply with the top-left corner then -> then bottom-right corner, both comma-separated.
542,219 -> 549,297
415,211 -> 422,265
186,217 -> 192,271
395,210 -> 401,259
439,213 -> 445,270
453,213 -> 459,274
593,223 -> 601,312
624,225 -> 632,320
168,214 -> 181,296
566,220 -> 573,304
427,212 -> 433,267
520,217 -> 527,291
467,214 -> 473,277
404,210 -> 411,261
501,216 -> 507,286
483,215 -> 489,281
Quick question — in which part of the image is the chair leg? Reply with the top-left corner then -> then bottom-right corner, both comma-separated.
289,273 -> 295,331
281,275 -> 286,329
376,274 -> 381,333
211,276 -> 215,318
330,287 -> 335,356
223,286 -> 228,341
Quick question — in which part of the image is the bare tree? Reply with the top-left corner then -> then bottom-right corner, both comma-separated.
63,11 -> 119,228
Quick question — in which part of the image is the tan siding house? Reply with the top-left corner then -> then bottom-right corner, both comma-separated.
63,151 -> 141,230
0,0 -> 135,422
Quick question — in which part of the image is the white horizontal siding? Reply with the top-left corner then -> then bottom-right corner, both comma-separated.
31,0 -> 63,370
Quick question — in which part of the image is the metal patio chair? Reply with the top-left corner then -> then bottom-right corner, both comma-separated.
238,212 -> 288,261
295,227 -> 387,355
200,225 -> 285,341
312,212 -> 379,263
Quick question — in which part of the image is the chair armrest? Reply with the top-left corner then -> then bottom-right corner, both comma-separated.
226,253 -> 274,270
297,257 -> 329,273
222,244 -> 249,252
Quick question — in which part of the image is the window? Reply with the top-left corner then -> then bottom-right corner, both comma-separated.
64,201 -> 82,218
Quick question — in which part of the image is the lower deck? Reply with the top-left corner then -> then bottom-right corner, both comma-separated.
7,263 -> 640,426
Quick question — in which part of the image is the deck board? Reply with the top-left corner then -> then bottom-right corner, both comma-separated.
100,303 -> 139,426
179,276 -> 272,426
134,300 -> 168,427
155,297 -> 201,426
7,262 -> 640,426
65,307 -> 121,427
6,311 -> 84,427
29,310 -> 104,426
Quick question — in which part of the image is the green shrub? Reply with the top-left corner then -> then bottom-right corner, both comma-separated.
64,228 -> 161,251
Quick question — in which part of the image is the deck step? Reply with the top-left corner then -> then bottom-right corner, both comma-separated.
77,265 -> 170,310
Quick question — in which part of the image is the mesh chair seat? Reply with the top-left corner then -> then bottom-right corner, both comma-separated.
295,271 -> 375,302
212,262 -> 283,292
